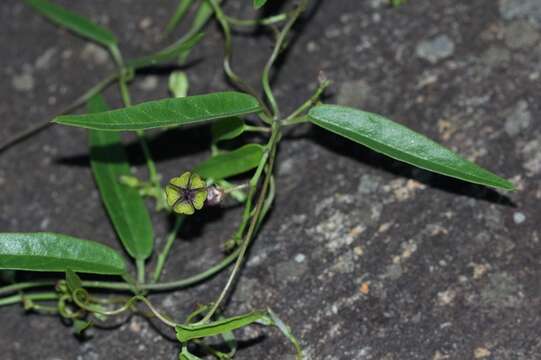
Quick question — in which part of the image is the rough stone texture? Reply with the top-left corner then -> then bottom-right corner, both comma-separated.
416,34 -> 455,64
1,0 -> 541,359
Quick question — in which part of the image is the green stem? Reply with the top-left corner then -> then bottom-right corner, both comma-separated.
0,249 -> 241,299
225,12 -> 289,27
282,79 -> 331,124
136,259 -> 146,284
0,281 -> 56,297
0,72 -> 119,154
0,292 -> 58,307
244,125 -> 271,133
118,69 -> 160,187
261,1 -> 310,120
207,0 -> 272,117
201,123 -> 280,323
109,44 -> 124,69
152,216 -> 185,283
82,248 -> 241,292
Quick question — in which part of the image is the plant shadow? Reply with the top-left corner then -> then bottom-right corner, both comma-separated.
55,125 -> 212,168
299,125 -> 516,207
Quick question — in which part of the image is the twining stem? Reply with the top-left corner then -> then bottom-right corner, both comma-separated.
0,292 -> 58,307
224,12 -> 289,27
118,68 -> 160,186
201,123 -> 280,323
282,78 -> 331,125
244,125 -> 271,133
0,72 -> 119,154
0,281 -> 57,297
207,0 -> 271,118
0,248 -> 242,301
261,0 -> 310,120
152,215 -> 185,283
136,259 -> 146,284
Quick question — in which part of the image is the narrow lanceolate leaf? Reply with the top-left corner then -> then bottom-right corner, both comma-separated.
88,95 -> 154,260
126,32 -> 204,69
254,0 -> 269,9
194,144 -> 264,180
24,0 -> 117,48
55,92 -> 261,131
211,117 -> 246,143
176,311 -> 266,342
178,0 -> 222,63
308,105 -> 514,190
164,0 -> 195,35
0,233 -> 126,275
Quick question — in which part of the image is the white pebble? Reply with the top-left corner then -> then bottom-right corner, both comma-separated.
513,212 -> 526,224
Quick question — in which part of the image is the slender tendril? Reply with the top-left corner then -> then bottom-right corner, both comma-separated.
152,215 -> 185,283
224,12 -> 290,27
206,0 -> 272,117
262,0 -> 310,120
282,78 -> 331,125
201,123 -> 280,323
0,72 -> 119,154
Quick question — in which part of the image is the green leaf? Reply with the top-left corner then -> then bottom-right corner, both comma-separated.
178,0 -> 222,63
88,95 -> 154,261
72,319 -> 92,335
254,0 -> 269,9
176,311 -> 266,342
65,269 -> 83,294
24,0 -> 117,48
308,105 -> 514,190
265,308 -> 303,358
126,32 -> 204,69
0,233 -> 126,275
211,118 -> 246,143
169,71 -> 189,98
55,92 -> 262,131
195,144 -> 264,181
164,0 -> 195,35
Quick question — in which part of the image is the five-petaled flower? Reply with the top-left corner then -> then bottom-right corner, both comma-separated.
165,171 -> 208,215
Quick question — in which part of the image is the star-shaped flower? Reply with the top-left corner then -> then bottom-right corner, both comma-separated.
165,172 -> 208,215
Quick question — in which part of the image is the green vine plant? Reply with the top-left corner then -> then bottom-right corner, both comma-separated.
0,0 -> 514,359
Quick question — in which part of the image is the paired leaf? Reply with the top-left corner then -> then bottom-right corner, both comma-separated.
88,95 -> 154,261
308,105 -> 514,190
254,0 -> 269,9
195,144 -> 264,180
55,92 -> 261,131
0,233 -> 126,275
164,0 -> 195,35
126,32 -> 204,69
176,311 -> 266,342
211,117 -> 246,143
24,0 -> 117,48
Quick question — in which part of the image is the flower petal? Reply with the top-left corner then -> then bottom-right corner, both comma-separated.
192,189 -> 208,210
170,171 -> 192,189
173,200 -> 195,215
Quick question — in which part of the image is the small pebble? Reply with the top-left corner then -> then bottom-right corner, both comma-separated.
513,212 -> 526,224
416,34 -> 455,64
294,253 -> 306,263
12,72 -> 34,92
